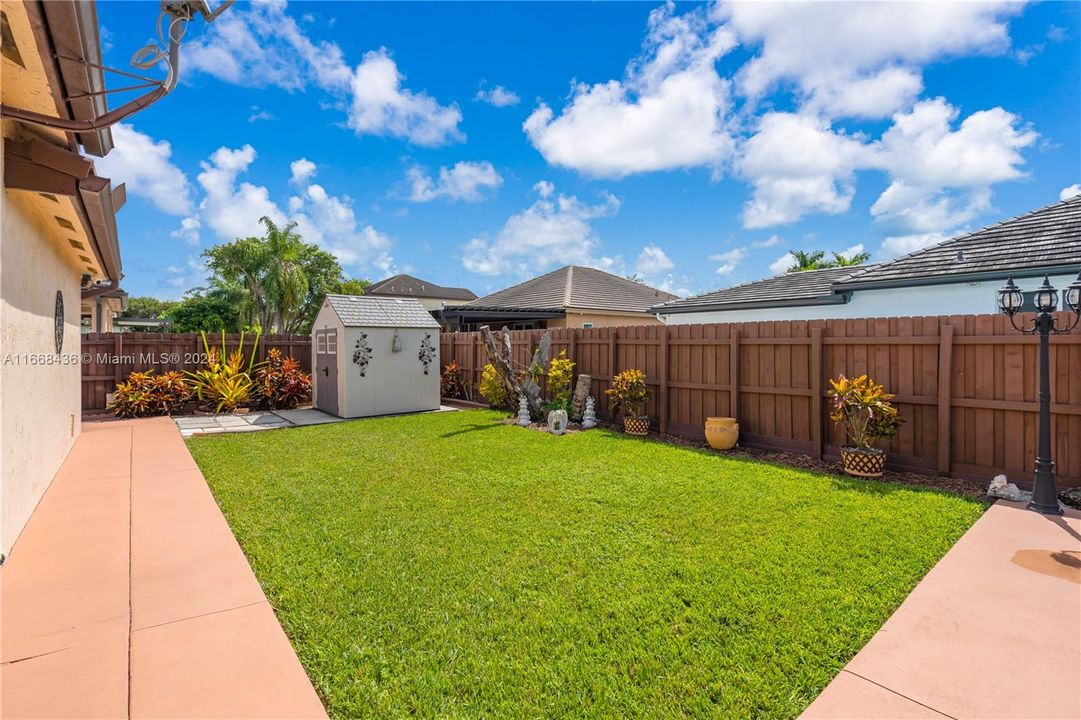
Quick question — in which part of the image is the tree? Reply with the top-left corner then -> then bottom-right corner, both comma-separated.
786,250 -> 829,273
201,217 -> 362,334
832,250 -> 872,267
165,290 -> 243,333
334,277 -> 371,296
122,296 -> 177,319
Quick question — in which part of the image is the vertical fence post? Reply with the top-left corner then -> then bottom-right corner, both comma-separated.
729,329 -> 740,420
659,328 -> 669,434
810,326 -> 823,459
937,323 -> 955,475
113,333 -> 122,386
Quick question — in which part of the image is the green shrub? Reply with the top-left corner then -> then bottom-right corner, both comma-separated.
478,363 -> 508,409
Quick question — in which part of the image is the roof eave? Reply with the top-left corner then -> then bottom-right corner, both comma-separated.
653,293 -> 852,315
833,264 -> 1081,292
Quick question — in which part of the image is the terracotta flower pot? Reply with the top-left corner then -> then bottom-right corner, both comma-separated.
623,415 -> 649,436
840,446 -> 886,478
704,417 -> 739,450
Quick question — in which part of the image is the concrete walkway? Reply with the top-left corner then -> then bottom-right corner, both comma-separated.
802,500 -> 1081,719
1,417 -> 326,719
175,405 -> 458,437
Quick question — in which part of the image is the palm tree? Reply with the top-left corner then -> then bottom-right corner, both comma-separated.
832,250 -> 871,267
258,217 -> 309,333
786,250 -> 829,273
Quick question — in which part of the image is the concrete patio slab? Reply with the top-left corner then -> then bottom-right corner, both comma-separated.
272,408 -> 343,426
802,500 -> 1081,719
1,417 -> 327,719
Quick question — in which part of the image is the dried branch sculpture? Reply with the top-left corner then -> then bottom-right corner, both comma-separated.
480,325 -> 550,420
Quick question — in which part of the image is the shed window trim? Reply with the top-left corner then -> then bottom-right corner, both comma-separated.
317,333 -> 326,353
326,331 -> 337,354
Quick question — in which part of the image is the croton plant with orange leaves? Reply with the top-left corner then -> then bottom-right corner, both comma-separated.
827,374 -> 904,449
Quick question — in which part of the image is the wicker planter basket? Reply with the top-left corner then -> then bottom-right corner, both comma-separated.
623,415 -> 650,436
840,446 -> 886,478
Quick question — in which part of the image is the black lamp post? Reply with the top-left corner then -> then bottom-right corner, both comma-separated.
997,270 -> 1081,514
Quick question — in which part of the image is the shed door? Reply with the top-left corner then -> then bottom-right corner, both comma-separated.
314,329 -> 338,415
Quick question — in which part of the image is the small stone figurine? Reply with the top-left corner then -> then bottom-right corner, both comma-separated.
517,395 -> 531,427
581,396 -> 597,429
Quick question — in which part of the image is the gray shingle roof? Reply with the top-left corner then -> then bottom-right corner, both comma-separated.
367,274 -> 476,301
464,266 -> 678,314
654,266 -> 873,313
325,295 -> 440,328
838,195 -> 1081,287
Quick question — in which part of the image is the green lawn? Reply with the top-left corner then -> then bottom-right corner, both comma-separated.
188,410 -> 983,719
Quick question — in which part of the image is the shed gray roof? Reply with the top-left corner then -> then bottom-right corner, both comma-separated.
367,274 -> 476,301
837,195 -> 1081,288
654,265 -> 873,314
463,266 -> 678,314
325,295 -> 440,329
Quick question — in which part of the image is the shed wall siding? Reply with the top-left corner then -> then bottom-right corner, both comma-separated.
340,327 -> 440,418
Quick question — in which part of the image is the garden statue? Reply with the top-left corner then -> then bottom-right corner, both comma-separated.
582,396 -> 597,429
570,374 -> 591,421
547,409 -> 568,436
517,395 -> 531,427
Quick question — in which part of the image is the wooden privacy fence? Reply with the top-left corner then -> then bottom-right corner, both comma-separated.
81,333 -> 311,412
440,313 -> 1081,487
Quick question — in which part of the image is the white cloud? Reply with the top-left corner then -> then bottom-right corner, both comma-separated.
739,112 -> 867,228
533,180 -> 555,199
880,232 -> 949,257
475,84 -> 520,107
462,185 -> 621,276
248,107 -> 276,122
184,144 -> 394,272
718,1 -> 1022,118
1059,184 -> 1081,201
289,158 -> 317,186
752,234 -> 781,248
94,124 -> 192,215
838,243 -> 865,260
524,3 -> 736,178
635,244 -> 675,276
769,252 -> 796,275
709,247 -> 749,275
170,217 -> 201,246
406,161 -> 502,202
184,3 -> 461,147
348,48 -> 463,146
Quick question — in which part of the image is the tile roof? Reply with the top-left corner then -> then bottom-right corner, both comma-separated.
838,195 -> 1081,287
367,274 -> 476,301
325,295 -> 441,329
654,266 -> 872,313
463,266 -> 679,314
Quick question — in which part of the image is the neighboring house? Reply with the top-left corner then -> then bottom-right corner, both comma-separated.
655,196 -> 1081,324
1,0 -> 125,555
113,316 -> 171,332
80,288 -> 127,333
442,265 -> 679,331
366,273 -> 477,313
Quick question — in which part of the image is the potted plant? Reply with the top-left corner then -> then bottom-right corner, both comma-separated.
607,369 -> 651,436
828,373 -> 904,478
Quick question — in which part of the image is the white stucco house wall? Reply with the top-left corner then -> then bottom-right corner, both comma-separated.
655,197 -> 1081,325
1,0 -> 125,557
311,295 -> 441,419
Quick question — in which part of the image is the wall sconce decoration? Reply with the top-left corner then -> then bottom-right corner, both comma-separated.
418,333 -> 435,374
352,332 -> 372,376
392,329 -> 402,353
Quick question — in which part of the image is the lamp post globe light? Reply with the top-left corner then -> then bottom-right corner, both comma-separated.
997,270 -> 1081,514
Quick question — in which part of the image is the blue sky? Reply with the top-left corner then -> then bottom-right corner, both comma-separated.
95,1 -> 1080,300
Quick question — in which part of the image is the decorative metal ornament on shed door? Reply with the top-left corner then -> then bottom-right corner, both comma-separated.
418,333 -> 435,374
54,291 -> 64,354
352,333 -> 372,376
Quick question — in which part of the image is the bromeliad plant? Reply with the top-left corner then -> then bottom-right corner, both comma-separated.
186,329 -> 262,413
110,370 -> 192,418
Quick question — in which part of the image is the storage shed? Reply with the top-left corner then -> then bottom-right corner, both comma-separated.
312,295 -> 441,418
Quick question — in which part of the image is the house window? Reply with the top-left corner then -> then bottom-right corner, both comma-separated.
581,322 -> 594,329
